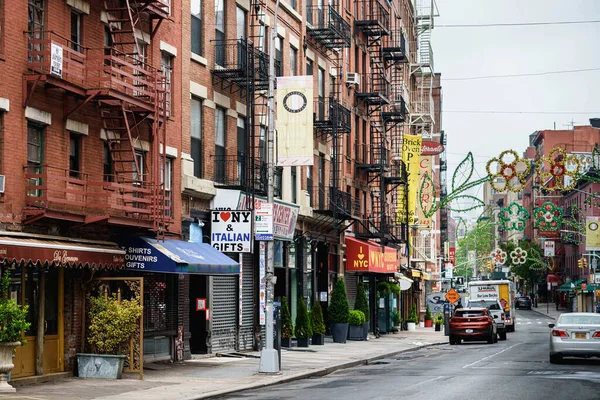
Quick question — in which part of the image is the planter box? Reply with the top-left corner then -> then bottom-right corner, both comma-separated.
77,353 -> 126,379
281,338 -> 291,348
312,334 -> 325,345
362,322 -> 369,340
424,320 -> 433,328
0,342 -> 19,392
331,323 -> 349,343
297,337 -> 309,347
419,321 -> 425,328
407,322 -> 416,331
435,324 -> 442,332
348,325 -> 364,341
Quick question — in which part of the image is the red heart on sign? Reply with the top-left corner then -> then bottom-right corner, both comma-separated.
220,212 -> 231,222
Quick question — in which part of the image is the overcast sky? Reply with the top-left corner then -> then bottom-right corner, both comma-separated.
432,0 -> 600,205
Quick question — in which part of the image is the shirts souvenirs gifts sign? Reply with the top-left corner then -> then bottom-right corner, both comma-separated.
211,210 -> 252,252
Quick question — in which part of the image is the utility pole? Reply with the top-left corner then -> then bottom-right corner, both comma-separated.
258,0 -> 280,374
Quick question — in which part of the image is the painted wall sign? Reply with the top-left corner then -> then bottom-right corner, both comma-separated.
211,210 -> 252,253
421,141 -> 445,155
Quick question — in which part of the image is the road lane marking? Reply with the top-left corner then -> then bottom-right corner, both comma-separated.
462,342 -> 524,369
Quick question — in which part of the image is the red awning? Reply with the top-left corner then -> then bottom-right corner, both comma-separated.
0,235 -> 125,269
345,237 -> 398,273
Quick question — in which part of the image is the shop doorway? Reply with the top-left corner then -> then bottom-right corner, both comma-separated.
189,275 -> 208,354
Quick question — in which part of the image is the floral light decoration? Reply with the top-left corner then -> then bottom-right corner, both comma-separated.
486,150 -> 531,193
562,204 -> 586,245
535,147 -> 580,192
510,247 -> 528,265
490,248 -> 507,265
534,202 -> 563,231
498,202 -> 530,231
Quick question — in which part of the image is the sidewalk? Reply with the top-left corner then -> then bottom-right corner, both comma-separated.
529,302 -> 567,320
5,328 -> 446,400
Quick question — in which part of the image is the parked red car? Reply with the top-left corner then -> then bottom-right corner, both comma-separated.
449,307 -> 498,345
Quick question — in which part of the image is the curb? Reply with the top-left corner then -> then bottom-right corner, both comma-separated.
190,340 -> 447,400
528,307 -> 559,319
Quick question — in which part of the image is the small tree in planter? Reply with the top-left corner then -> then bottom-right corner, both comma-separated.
328,278 -> 350,343
424,305 -> 433,328
407,304 -> 418,331
348,310 -> 366,340
310,300 -> 326,345
280,296 -> 293,348
0,270 -> 30,392
295,298 -> 312,347
79,293 -> 143,379
391,311 -> 402,332
354,282 -> 370,340
434,313 -> 444,332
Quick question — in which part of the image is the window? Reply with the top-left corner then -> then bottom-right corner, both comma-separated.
236,6 -> 247,40
290,0 -> 296,10
275,36 -> 283,77
306,59 -> 313,76
133,151 -> 144,183
290,46 -> 297,76
70,10 -> 82,52
329,73 -> 336,97
161,52 -> 173,116
214,0 -> 225,65
69,133 -> 81,178
306,166 -> 313,204
258,22 -> 268,51
161,158 -> 173,217
291,166 -> 297,204
237,117 -> 246,185
259,125 -> 266,162
103,142 -> 113,182
215,107 -> 226,182
191,0 -> 202,55
104,26 -> 113,65
27,123 -> 43,197
191,97 -> 203,178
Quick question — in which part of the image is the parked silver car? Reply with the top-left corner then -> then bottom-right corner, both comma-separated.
549,313 -> 600,363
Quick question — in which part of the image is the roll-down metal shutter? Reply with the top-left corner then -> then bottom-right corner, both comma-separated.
209,276 -> 238,354
238,253 -> 255,350
346,274 -> 358,309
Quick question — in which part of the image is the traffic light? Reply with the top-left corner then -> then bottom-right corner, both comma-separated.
578,258 -> 584,269
583,258 -> 588,269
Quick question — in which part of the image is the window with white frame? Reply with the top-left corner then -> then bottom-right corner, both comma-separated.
191,0 -> 203,55
161,51 -> 173,116
191,97 -> 203,178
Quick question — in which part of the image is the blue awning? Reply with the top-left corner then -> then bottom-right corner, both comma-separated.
122,237 -> 239,275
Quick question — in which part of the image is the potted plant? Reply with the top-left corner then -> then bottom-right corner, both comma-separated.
389,283 -> 400,296
328,278 -> 350,343
280,296 -> 293,348
347,310 -> 366,340
354,282 -> 370,340
310,300 -> 326,345
295,297 -> 312,347
0,271 -> 30,392
424,305 -> 433,328
434,313 -> 444,332
77,293 -> 143,379
407,304 -> 418,331
391,311 -> 402,332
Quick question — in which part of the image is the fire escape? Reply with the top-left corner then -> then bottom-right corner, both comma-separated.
354,0 -> 408,246
306,3 -> 354,232
23,0 -> 171,236
210,0 -> 281,199
410,0 -> 437,136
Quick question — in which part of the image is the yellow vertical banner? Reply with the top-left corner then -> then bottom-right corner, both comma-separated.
400,135 -> 422,225
276,76 -> 314,166
586,216 -> 600,251
417,155 -> 433,229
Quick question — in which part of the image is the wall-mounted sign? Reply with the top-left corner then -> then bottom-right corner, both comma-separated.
50,43 -> 63,78
421,141 -> 445,156
544,241 -> 555,257
196,298 -> 207,311
254,202 -> 274,241
449,247 -> 456,265
211,210 -> 252,252
586,216 -> 600,251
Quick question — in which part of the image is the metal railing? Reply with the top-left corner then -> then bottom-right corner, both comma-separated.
355,0 -> 390,31
212,154 -> 282,197
357,72 -> 390,100
310,186 -> 359,217
356,144 -> 389,166
306,6 -> 351,48
314,97 -> 351,132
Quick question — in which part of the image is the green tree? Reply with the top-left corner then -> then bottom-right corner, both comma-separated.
455,218 -> 495,278
354,282 -> 370,322
0,270 -> 30,344
280,296 -> 294,339
328,278 -> 350,324
499,239 -> 548,292
310,300 -> 326,336
294,297 -> 312,338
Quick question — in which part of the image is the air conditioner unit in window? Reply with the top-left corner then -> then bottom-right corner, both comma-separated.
346,72 -> 360,87
0,175 -> 5,193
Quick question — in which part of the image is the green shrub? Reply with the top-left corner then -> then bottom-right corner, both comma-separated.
434,313 -> 444,325
377,281 -> 391,295
310,300 -> 326,336
87,294 -> 143,354
281,296 -> 294,339
328,278 -> 350,324
392,310 -> 402,326
407,304 -> 419,324
354,282 -> 370,322
424,305 -> 433,321
348,310 -> 366,326
295,297 -> 312,338
389,283 -> 400,295
0,271 -> 30,344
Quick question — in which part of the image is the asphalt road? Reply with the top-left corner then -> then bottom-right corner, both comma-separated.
221,309 -> 600,400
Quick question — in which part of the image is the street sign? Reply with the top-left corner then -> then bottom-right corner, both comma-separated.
445,288 -> 460,304
254,202 -> 274,241
544,241 -> 555,257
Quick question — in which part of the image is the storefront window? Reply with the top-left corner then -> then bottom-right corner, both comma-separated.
143,273 -> 177,333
